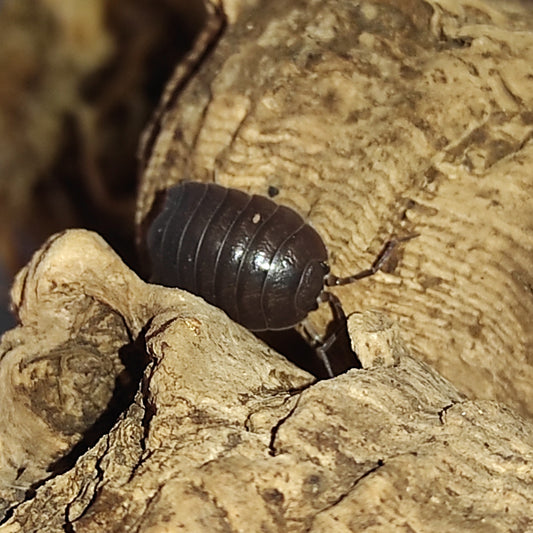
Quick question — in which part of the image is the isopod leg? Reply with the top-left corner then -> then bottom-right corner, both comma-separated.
301,317 -> 335,377
315,340 -> 335,378
319,290 -> 346,323
325,233 -> 418,286
313,291 -> 349,378
301,318 -> 322,346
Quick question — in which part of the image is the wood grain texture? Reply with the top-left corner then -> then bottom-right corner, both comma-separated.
1,230 -> 532,531
138,0 -> 533,417
3,0 -> 533,529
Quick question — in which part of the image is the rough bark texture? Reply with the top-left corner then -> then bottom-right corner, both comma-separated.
139,0 -> 533,418
1,230 -> 532,532
2,0 -> 533,531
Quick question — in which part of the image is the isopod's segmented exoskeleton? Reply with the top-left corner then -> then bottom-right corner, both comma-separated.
147,181 -> 329,331
147,181 -> 416,376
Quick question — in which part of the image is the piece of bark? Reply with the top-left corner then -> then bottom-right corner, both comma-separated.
0,232 -> 131,518
138,0 -> 533,418
0,230 -> 532,532
0,230 -> 312,525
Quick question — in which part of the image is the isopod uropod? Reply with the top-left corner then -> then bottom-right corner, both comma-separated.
146,181 -> 413,376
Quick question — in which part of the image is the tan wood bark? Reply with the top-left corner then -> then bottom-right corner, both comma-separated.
139,0 -> 533,418
2,0 -> 533,531
0,230 -> 532,532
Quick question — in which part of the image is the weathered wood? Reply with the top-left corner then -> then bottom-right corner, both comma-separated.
0,230 -> 532,532
2,0 -> 533,530
139,0 -> 533,418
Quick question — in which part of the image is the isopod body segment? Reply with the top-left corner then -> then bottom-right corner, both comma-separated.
147,181 -> 330,331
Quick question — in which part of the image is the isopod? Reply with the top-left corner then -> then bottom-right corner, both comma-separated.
146,181 -> 414,376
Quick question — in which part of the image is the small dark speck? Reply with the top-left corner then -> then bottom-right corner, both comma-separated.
420,275 -> 443,290
400,65 -> 420,79
306,474 -> 321,485
454,36 -> 473,48
439,35 -> 473,50
262,488 -> 285,505
521,111 -> 533,125
268,186 -> 279,197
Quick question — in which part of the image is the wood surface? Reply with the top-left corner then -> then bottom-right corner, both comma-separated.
1,230 -> 531,531
139,0 -> 533,417
2,0 -> 533,530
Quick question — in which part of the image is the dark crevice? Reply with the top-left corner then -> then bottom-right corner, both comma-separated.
60,320 -> 155,528
64,434 -> 112,529
0,502 -> 15,525
139,4 -> 227,168
139,359 -> 158,454
126,318 -> 158,483
143,315 -> 177,345
47,330 -> 148,477
438,401 -> 459,424
63,500 -> 75,533
268,390 -> 307,457
256,321 -> 360,381
63,516 -> 75,533
0,327 -> 151,528
313,458 -> 386,519
256,329 -> 321,377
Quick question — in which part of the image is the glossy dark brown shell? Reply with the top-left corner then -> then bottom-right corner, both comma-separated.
147,182 -> 329,331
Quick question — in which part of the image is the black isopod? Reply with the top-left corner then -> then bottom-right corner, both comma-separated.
147,181 -> 413,376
